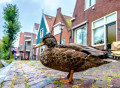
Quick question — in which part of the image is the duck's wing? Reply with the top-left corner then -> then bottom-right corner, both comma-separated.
56,43 -> 108,58
56,43 -> 86,51
48,47 -> 109,72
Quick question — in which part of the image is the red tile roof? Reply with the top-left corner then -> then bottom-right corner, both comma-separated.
0,39 -> 2,42
45,14 -> 55,32
20,32 -> 24,45
35,23 -> 40,30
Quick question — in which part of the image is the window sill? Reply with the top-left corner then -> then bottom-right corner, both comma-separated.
84,5 -> 95,11
92,44 -> 105,47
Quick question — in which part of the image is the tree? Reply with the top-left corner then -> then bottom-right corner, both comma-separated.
3,4 -> 21,57
1,36 -> 10,60
0,41 -> 3,59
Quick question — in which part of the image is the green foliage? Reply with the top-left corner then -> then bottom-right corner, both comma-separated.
53,80 -> 65,87
0,41 -> 3,59
25,84 -> 31,88
3,4 -> 21,40
66,18 -> 72,29
2,36 -> 10,53
0,60 -> 3,68
5,55 -> 14,63
3,4 -> 21,57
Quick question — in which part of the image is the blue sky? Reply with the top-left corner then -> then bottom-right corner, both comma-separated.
0,0 -> 76,47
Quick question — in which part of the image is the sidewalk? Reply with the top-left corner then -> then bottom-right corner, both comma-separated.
0,60 -> 120,88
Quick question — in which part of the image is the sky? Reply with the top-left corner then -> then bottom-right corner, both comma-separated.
0,0 -> 76,47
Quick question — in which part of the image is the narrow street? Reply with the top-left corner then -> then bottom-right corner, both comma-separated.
1,60 -> 120,88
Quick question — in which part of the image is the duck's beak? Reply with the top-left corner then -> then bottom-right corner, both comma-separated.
34,41 -> 44,48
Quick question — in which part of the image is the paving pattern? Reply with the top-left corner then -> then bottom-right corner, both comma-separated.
0,60 -> 120,88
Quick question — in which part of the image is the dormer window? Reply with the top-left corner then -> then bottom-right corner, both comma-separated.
40,28 -> 43,38
85,0 -> 96,10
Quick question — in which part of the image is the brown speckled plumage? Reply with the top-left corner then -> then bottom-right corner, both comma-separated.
39,34 -> 110,72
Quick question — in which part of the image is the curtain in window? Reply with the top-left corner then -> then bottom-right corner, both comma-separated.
94,26 -> 104,45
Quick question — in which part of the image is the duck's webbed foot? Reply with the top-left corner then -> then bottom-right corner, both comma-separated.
59,70 -> 74,83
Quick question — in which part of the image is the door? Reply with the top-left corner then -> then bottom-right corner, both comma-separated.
106,22 -> 116,49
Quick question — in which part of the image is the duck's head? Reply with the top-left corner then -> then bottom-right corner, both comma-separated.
34,34 -> 57,48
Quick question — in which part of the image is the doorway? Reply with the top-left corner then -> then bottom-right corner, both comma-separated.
106,22 -> 116,49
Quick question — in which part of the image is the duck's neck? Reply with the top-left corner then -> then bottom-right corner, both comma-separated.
48,43 -> 57,48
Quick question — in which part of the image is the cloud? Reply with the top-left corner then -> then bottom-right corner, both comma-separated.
0,0 -> 12,4
43,0 -> 60,11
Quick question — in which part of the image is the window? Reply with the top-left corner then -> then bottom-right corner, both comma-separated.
57,41 -> 59,45
61,39 -> 65,44
75,25 -> 87,45
93,26 -> 104,45
40,29 -> 43,38
40,46 -> 45,53
92,12 -> 117,46
85,0 -> 96,10
54,25 -> 61,35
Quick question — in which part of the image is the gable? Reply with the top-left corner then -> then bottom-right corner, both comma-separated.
36,16 -> 48,44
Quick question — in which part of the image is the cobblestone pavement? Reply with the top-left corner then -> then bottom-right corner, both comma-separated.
0,60 -> 120,88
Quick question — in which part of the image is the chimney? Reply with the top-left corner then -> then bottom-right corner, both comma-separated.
57,7 -> 61,13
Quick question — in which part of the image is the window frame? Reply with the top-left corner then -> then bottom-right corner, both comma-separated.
40,46 -> 45,54
61,39 -> 65,44
92,11 -> 117,47
74,24 -> 87,45
40,28 -> 43,38
53,22 -> 62,35
84,0 -> 96,10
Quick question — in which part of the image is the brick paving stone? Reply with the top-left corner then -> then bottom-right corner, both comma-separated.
28,75 -> 46,82
77,79 -> 94,88
15,78 -> 25,84
14,83 -> 25,88
2,81 -> 12,88
44,84 -> 59,88
30,78 -> 56,88
94,78 -> 107,88
27,78 -> 47,85
110,78 -> 120,87
4,75 -> 14,81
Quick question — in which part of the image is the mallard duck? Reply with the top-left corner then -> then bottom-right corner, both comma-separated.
34,34 -> 111,83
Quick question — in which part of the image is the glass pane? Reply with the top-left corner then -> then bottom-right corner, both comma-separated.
93,18 -> 104,28
93,26 -> 104,45
91,0 -> 96,6
76,25 -> 87,45
107,22 -> 116,43
106,13 -> 116,24
54,25 -> 61,35
85,0 -> 90,9
61,39 -> 65,44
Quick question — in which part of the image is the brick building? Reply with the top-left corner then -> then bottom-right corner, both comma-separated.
72,0 -> 120,49
51,8 -> 72,44
19,32 -> 37,60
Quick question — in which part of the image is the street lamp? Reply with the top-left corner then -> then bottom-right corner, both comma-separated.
60,23 -> 64,44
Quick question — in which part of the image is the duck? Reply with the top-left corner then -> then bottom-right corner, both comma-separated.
34,34 -> 111,83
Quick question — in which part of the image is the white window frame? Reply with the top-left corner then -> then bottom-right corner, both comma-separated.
84,0 -> 96,10
92,11 -> 117,48
61,39 -> 65,44
53,22 -> 61,35
74,24 -> 87,45
40,28 -> 43,38
57,41 -> 59,45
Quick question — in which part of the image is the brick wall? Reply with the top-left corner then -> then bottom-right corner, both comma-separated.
72,0 -> 120,48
